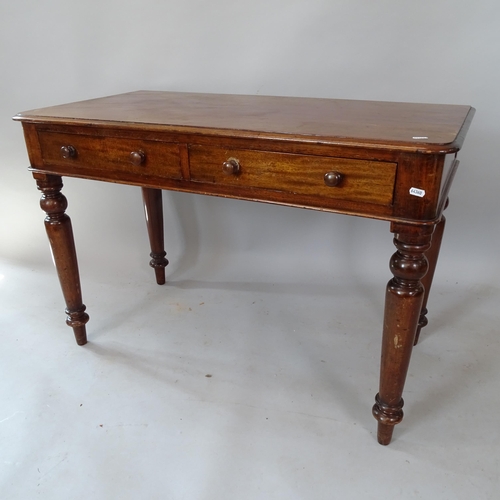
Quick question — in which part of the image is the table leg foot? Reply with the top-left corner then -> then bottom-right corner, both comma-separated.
415,308 -> 429,346
377,423 -> 395,446
66,306 -> 89,345
372,394 -> 404,445
153,265 -> 166,285
72,325 -> 88,346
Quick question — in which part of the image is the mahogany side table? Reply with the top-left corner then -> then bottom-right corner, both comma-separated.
14,91 -> 474,444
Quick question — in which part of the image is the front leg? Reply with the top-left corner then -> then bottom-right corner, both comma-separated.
34,173 -> 89,345
372,223 -> 433,445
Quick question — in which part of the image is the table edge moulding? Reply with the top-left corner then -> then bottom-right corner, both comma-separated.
13,91 -> 475,445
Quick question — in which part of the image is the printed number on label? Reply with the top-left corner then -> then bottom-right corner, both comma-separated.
409,187 -> 425,198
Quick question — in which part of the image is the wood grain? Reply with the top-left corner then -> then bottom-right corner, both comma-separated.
38,131 -> 182,180
189,145 -> 397,206
14,91 -> 475,153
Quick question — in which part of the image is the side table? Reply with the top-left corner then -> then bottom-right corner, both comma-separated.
14,91 -> 474,444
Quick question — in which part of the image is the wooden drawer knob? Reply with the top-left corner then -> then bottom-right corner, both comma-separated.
130,150 -> 146,166
324,171 -> 343,187
60,145 -> 77,159
222,158 -> 240,175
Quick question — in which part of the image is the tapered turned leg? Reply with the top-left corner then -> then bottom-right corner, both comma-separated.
372,224 -> 433,444
141,187 -> 168,285
35,174 -> 89,345
414,212 -> 447,345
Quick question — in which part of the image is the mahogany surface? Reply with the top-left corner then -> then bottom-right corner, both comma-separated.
14,91 -> 474,445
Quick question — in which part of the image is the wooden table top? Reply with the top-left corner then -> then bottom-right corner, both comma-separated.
14,91 -> 474,154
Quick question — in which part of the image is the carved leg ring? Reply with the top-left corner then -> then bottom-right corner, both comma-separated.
372,224 -> 433,444
35,174 -> 89,345
142,188 -> 168,285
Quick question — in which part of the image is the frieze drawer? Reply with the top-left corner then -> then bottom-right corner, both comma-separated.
38,131 -> 182,180
189,145 -> 396,206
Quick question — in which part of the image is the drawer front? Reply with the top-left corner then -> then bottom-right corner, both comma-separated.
38,131 -> 182,180
189,146 -> 397,206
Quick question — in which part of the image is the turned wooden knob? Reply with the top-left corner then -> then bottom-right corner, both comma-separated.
130,151 -> 146,166
60,145 -> 77,159
222,158 -> 240,175
324,171 -> 343,187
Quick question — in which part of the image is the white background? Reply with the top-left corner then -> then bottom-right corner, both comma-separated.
1,0 -> 499,279
1,1 -> 500,498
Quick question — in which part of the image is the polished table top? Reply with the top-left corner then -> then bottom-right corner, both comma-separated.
16,90 -> 473,152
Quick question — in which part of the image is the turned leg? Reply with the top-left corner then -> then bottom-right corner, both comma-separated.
35,174 -> 89,345
414,208 -> 448,345
372,223 -> 433,445
141,187 -> 168,285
